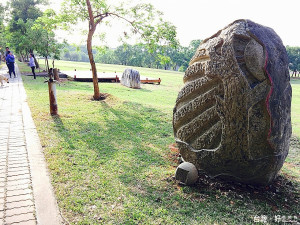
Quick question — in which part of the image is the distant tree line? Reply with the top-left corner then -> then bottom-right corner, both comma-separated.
61,45 -> 90,63
1,1 -> 300,75
286,46 -> 300,77
60,40 -> 202,72
60,42 -> 300,74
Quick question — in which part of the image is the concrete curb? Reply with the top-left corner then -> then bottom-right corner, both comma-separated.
18,65 -> 63,224
22,100 -> 63,225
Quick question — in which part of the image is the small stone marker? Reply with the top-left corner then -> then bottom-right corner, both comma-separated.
121,68 -> 141,89
173,20 -> 292,185
175,162 -> 199,185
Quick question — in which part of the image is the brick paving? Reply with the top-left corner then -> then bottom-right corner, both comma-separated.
0,65 -> 62,225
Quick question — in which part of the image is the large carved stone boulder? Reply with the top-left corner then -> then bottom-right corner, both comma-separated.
173,20 -> 292,185
121,68 -> 141,89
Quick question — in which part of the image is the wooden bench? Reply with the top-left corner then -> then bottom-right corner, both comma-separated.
140,78 -> 161,85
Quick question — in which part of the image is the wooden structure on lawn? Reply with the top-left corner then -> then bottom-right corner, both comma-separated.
68,70 -> 161,84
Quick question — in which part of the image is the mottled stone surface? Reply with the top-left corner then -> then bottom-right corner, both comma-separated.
173,20 -> 292,185
121,68 -> 141,89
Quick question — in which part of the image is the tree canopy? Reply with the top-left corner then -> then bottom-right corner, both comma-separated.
0,3 -> 6,53
286,46 -> 300,77
60,0 -> 178,100
8,0 -> 45,32
32,9 -> 63,70
0,0 -> 63,69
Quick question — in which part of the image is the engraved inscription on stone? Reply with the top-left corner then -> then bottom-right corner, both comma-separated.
173,20 -> 292,185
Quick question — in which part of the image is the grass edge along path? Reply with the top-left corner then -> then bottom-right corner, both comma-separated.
21,61 -> 299,224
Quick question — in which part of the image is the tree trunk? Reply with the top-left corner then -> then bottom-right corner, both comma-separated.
87,27 -> 101,100
45,57 -> 50,73
34,57 -> 39,69
86,0 -> 101,100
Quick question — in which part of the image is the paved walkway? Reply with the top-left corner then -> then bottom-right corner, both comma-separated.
0,65 -> 62,225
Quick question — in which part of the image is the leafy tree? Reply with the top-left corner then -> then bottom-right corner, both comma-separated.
69,51 -> 81,61
60,0 -> 178,100
7,19 -> 40,61
60,40 -> 202,72
94,47 -> 117,64
188,39 -> 202,51
128,44 -> 147,67
63,49 -> 71,60
187,40 -> 202,59
0,3 -> 7,56
32,9 -> 63,71
158,54 -> 171,70
142,47 -> 156,68
91,42 -> 199,71
4,0 -> 48,60
112,43 -> 154,68
286,46 -> 300,77
61,44 -> 91,62
80,54 -> 90,62
161,45 -> 187,71
172,39 -> 202,71
8,0 -> 45,33
115,44 -> 133,66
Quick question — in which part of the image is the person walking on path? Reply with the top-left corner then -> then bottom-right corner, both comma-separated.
29,53 -> 36,79
5,51 -> 16,78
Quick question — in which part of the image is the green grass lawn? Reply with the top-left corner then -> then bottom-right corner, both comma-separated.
21,60 -> 299,224
283,78 -> 300,180
291,78 -> 300,137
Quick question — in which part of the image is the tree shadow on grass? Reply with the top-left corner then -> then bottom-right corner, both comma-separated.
50,100 -> 299,224
51,114 -> 76,149
50,100 -> 171,171
95,101 -> 299,224
96,100 -> 171,163
137,87 -> 152,92
99,100 -> 299,223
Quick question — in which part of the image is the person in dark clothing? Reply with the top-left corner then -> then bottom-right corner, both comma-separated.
6,51 -> 16,78
29,53 -> 36,79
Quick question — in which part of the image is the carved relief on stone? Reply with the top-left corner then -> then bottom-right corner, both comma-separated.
173,20 -> 292,185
